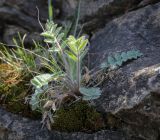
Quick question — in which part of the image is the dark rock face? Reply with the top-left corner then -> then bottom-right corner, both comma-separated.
60,0 -> 159,33
0,0 -> 48,45
0,0 -> 48,30
3,25 -> 42,46
0,0 -> 159,45
0,108 -> 127,140
90,2 -> 160,140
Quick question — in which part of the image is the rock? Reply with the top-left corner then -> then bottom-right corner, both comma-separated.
0,24 -> 3,41
60,0 -> 160,33
0,0 -> 5,6
0,0 -> 160,43
0,0 -> 61,43
0,108 -> 127,140
138,0 -> 160,7
0,0 -> 47,44
3,25 -> 42,47
0,6 -> 41,32
90,2 -> 160,140
2,0 -> 48,23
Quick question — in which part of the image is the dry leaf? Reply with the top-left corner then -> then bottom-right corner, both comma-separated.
46,119 -> 51,131
52,102 -> 56,111
84,66 -> 90,83
43,100 -> 53,109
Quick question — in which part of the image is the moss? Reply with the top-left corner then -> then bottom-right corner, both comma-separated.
6,101 -> 41,119
0,63 -> 40,119
52,101 -> 104,132
106,113 -> 122,129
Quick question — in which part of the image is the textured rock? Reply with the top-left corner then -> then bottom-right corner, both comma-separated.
0,0 -> 159,44
0,0 -> 48,45
0,0 -> 48,27
90,2 -> 160,140
61,0 -> 159,33
138,0 -> 159,7
0,108 -> 127,140
3,25 -> 42,46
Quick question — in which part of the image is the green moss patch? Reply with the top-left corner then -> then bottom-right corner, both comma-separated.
52,101 -> 105,132
0,63 -> 40,119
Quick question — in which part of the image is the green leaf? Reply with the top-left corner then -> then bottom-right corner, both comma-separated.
80,87 -> 102,100
114,53 -> 122,61
78,37 -> 88,51
108,56 -> 116,66
116,60 -> 123,66
30,85 -> 48,110
80,48 -> 88,59
57,33 -> 65,42
50,23 -> 57,33
100,62 -> 109,69
68,58 -> 77,81
67,36 -> 78,53
29,88 -> 43,110
101,50 -> 143,69
121,52 -> 128,62
114,53 -> 123,66
41,32 -> 54,38
55,27 -> 62,37
31,74 -> 53,88
65,50 -> 78,61
44,39 -> 54,44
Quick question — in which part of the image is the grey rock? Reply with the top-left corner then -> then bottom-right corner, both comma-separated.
3,25 -> 42,46
0,0 -> 159,43
0,6 -> 41,32
138,0 -> 160,7
1,0 -> 48,23
90,2 -> 160,140
61,0 -> 160,33
0,0 -> 60,43
0,108 -> 127,140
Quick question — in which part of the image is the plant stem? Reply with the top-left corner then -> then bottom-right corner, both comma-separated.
54,38 -> 75,88
48,0 -> 53,21
77,52 -> 81,89
73,0 -> 81,37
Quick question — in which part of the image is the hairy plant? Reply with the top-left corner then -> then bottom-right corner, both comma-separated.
33,21 -> 101,96
0,0 -> 143,131
29,18 -> 143,129
29,21 -> 102,128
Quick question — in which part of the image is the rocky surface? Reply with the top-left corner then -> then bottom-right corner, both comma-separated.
3,25 -> 42,46
90,2 -> 160,140
0,108 -> 127,140
0,0 -> 48,45
0,0 -> 159,44
61,0 -> 160,33
0,0 -> 48,30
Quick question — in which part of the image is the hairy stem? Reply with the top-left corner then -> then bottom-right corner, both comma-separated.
54,38 -> 75,88
77,52 -> 81,89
